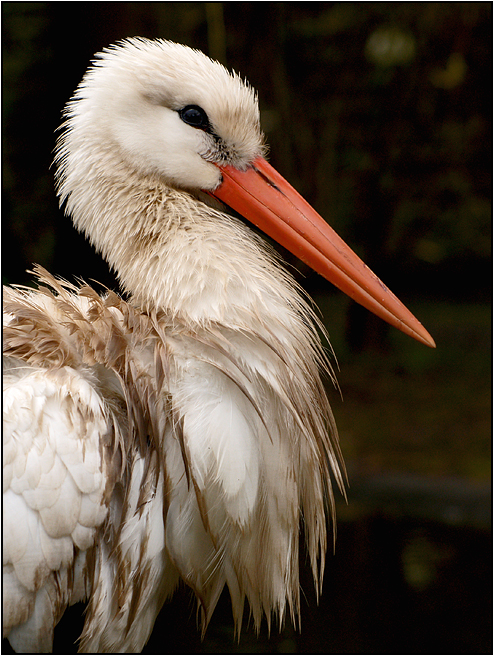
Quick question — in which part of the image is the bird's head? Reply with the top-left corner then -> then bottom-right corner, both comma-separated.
58,38 -> 263,192
55,38 -> 434,347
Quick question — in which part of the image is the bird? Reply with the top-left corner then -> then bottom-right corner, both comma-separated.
3,38 -> 435,653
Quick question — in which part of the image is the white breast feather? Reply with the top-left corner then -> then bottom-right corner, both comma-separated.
3,361 -> 112,652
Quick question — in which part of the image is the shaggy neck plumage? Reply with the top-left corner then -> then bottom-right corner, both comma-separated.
57,141 -> 308,331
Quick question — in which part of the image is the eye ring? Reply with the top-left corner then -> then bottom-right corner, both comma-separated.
179,105 -> 210,130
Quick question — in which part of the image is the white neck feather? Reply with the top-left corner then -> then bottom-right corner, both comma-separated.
57,141 -> 310,333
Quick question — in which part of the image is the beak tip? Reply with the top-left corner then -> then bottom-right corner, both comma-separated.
411,324 -> 436,348
424,334 -> 437,349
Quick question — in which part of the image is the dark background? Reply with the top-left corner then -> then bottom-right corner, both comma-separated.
3,2 -> 491,654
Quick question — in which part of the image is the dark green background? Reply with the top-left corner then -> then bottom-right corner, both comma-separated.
3,3 -> 491,653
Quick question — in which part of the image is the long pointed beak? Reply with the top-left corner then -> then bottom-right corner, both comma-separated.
210,156 -> 435,348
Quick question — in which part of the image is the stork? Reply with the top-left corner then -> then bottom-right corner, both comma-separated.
3,38 -> 434,653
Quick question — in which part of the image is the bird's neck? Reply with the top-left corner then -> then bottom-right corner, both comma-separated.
61,157 -> 299,330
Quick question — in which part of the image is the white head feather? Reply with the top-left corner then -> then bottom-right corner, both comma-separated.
56,38 -> 263,192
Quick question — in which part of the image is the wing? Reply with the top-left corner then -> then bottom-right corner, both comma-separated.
3,356 -> 114,652
3,276 -> 180,653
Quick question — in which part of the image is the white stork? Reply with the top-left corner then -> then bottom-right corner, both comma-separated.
3,38 -> 434,653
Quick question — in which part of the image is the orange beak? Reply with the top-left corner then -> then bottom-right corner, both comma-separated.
210,156 -> 435,348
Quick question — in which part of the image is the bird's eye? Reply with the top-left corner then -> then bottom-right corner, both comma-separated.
179,105 -> 210,130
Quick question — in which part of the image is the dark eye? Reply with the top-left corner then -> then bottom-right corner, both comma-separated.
179,105 -> 210,130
